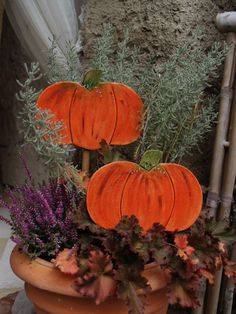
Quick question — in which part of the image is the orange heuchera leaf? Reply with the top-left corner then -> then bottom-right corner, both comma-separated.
37,82 -> 144,150
168,280 -> 200,308
174,234 -> 195,262
224,261 -> 236,278
86,161 -> 202,232
53,248 -> 79,275
174,235 -> 189,249
73,250 -> 116,304
75,273 -> 117,305
199,269 -> 214,284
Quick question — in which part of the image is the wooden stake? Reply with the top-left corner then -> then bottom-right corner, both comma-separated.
204,32 -> 236,314
218,76 -> 236,314
206,32 -> 236,217
194,32 -> 236,314
82,149 -> 90,173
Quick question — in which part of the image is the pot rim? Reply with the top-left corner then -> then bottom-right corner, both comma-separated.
10,245 -> 169,298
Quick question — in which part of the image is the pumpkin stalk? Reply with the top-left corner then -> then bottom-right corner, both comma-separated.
82,150 -> 90,173
139,150 -> 163,170
82,69 -> 102,90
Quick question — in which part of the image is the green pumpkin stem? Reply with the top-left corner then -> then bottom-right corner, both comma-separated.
139,150 -> 163,170
82,69 -> 102,90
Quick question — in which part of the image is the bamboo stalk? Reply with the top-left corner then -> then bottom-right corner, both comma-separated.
206,32 -> 236,217
82,149 -> 90,173
223,247 -> 236,313
217,78 -> 236,221
217,77 -> 236,314
194,33 -> 236,314
206,33 -> 236,314
205,269 -> 224,314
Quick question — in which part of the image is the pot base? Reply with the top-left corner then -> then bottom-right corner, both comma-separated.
26,282 -> 168,314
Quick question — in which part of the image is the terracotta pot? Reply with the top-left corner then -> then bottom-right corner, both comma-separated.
10,245 -> 169,314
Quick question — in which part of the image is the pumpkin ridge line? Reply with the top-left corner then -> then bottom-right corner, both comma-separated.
119,170 -> 133,220
109,85 -> 119,145
69,86 -> 79,143
160,165 -> 176,228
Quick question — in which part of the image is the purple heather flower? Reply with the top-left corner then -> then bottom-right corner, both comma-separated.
1,178 -> 83,258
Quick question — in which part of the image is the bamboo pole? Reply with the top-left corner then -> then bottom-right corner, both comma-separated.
223,248 -> 236,313
217,77 -> 236,221
217,80 -> 236,314
194,32 -> 236,314
204,32 -> 236,314
82,149 -> 90,173
206,32 -> 236,217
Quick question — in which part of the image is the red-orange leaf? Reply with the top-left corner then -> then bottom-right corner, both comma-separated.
53,248 -> 79,275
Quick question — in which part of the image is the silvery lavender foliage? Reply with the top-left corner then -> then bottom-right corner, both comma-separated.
0,179 -> 82,258
17,62 -> 75,177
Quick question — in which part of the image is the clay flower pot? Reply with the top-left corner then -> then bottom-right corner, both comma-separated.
10,246 -> 169,314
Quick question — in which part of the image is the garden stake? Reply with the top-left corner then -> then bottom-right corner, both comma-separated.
206,31 -> 236,217
204,12 -> 236,314
211,60 -> 236,314
82,149 -> 90,173
218,76 -> 236,314
192,14 -> 236,314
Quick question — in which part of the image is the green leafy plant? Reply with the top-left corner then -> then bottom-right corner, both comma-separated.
91,26 -> 226,163
17,63 -> 75,177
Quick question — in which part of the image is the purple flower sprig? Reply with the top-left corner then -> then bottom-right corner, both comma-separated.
0,179 -> 83,258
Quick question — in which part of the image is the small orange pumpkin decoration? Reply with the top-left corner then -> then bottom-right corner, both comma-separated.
86,161 -> 202,232
37,78 -> 143,150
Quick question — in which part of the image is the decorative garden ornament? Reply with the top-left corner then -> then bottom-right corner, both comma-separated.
87,150 -> 202,231
37,70 -> 144,150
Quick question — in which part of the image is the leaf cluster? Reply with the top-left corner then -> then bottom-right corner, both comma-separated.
51,211 -> 236,314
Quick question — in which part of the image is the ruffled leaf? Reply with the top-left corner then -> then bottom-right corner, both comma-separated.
73,250 -> 116,304
53,248 -> 79,275
168,278 -> 200,308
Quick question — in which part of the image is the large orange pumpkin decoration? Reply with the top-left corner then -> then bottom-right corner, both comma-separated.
37,80 -> 143,150
86,161 -> 202,232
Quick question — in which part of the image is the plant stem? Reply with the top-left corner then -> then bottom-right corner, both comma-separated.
82,150 -> 90,173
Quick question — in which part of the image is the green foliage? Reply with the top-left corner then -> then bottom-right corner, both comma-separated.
91,25 -> 226,163
47,37 -> 81,83
16,63 -> 74,176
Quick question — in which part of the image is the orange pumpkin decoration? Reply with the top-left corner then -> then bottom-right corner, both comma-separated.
86,161 -> 202,232
37,81 -> 143,150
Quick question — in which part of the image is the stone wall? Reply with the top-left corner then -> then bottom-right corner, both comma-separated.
81,0 -> 235,63
0,0 -> 236,186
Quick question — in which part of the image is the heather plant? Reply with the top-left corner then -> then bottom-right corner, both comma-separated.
0,178 -> 83,258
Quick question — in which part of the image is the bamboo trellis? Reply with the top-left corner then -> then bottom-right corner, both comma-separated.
192,12 -> 236,314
